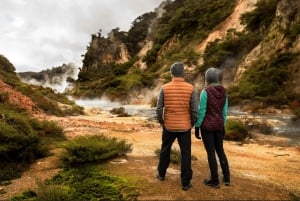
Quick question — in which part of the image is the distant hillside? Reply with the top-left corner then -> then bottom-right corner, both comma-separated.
17,63 -> 79,93
71,0 -> 300,118
0,54 -> 83,116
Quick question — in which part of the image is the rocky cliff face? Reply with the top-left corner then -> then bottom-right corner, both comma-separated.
235,0 -> 300,83
81,30 -> 131,72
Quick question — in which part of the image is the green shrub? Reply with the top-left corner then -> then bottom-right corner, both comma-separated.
11,190 -> 37,201
11,185 -> 72,201
29,119 -> 64,138
0,54 -> 15,72
119,72 -> 142,91
0,103 -> 65,181
47,166 -> 138,201
0,114 -> 40,181
225,119 -> 249,141
36,184 -> 73,201
202,30 -> 261,69
0,162 -> 22,181
0,117 -> 36,161
228,53 -> 295,105
240,0 -> 277,33
61,135 -> 132,165
155,148 -> 197,164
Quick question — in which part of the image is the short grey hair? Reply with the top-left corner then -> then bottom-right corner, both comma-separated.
205,67 -> 220,84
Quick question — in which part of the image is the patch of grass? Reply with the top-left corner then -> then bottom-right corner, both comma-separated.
12,139 -> 137,201
48,166 -> 137,201
155,148 -> 197,164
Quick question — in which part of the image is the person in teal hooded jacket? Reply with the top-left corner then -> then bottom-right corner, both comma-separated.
195,67 -> 230,188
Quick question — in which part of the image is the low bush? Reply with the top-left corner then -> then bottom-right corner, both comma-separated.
225,119 -> 249,141
61,135 -> 132,165
29,119 -> 64,138
14,162 -> 138,200
155,148 -> 197,164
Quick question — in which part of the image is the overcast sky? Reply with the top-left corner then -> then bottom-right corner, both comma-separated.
0,0 -> 163,72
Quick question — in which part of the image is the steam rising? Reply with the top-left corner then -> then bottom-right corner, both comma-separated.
72,96 -> 156,118
17,63 -> 79,93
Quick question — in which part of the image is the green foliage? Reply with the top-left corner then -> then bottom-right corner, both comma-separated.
127,12 -> 157,56
142,44 -> 162,66
11,190 -> 37,201
61,135 -> 132,165
119,72 -> 142,91
228,53 -> 295,105
155,148 -> 197,164
11,134 -> 137,201
225,119 -> 249,141
143,0 -> 236,66
240,0 -> 277,33
0,54 -> 15,73
75,0 -> 237,98
154,0 -> 236,45
155,148 -> 181,164
202,30 -> 261,70
283,12 -> 300,41
26,86 -> 84,116
12,166 -> 138,201
0,57 -> 83,116
50,166 -> 137,201
0,103 -> 64,181
29,119 -> 64,138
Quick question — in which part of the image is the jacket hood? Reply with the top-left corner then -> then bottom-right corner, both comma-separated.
206,85 -> 226,99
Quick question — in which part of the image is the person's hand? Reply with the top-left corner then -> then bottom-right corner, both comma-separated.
195,127 -> 201,139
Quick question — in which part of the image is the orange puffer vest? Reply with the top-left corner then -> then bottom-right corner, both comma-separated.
163,77 -> 193,131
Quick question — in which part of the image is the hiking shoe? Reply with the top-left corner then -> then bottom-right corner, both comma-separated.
182,183 -> 192,191
156,174 -> 165,181
204,179 -> 220,189
223,177 -> 230,186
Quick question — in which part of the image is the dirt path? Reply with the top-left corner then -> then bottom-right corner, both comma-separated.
1,109 -> 300,200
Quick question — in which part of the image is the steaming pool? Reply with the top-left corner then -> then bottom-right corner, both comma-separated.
73,98 -> 156,118
73,98 -> 300,145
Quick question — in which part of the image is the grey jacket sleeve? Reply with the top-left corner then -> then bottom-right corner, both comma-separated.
190,89 -> 198,127
156,87 -> 164,125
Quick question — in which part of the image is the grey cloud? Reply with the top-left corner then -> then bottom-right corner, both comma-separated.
0,0 -> 163,72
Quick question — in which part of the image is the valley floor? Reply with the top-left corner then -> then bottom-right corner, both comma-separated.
1,109 -> 300,200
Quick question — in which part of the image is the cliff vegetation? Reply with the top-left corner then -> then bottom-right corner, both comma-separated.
73,0 -> 300,118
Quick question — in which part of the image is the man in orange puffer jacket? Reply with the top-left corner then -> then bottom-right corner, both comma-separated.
156,62 -> 198,191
